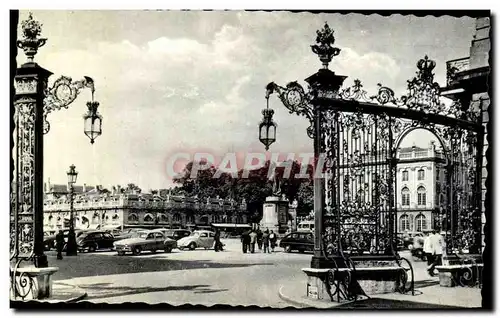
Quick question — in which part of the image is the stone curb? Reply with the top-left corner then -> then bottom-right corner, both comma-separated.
278,285 -> 338,309
43,283 -> 87,303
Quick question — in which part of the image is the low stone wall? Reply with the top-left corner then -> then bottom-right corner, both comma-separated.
10,266 -> 59,301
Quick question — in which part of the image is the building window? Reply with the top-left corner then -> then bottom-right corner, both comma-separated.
402,170 -> 409,182
173,213 -> 181,223
436,168 -> 440,181
144,214 -> 154,223
415,214 -> 426,232
186,214 -> 195,224
401,187 -> 410,206
418,169 -> 425,180
400,214 -> 410,232
128,214 -> 138,222
417,186 -> 426,206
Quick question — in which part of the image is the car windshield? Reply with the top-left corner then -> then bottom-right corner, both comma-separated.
190,232 -> 200,237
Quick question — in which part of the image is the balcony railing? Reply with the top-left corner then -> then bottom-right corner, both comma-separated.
446,57 -> 470,86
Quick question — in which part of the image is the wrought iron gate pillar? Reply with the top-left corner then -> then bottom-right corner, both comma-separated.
14,62 -> 53,268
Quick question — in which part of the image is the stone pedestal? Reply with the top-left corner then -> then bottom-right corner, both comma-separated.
10,266 -> 59,300
260,196 -> 289,234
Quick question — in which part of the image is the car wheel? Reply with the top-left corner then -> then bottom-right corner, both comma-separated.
132,246 -> 142,255
117,251 -> 125,256
179,247 -> 184,251
284,245 -> 292,253
188,242 -> 197,250
88,244 -> 96,253
165,247 -> 172,253
408,244 -> 413,250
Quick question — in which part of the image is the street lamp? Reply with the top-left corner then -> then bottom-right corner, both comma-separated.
66,164 -> 78,256
83,100 -> 102,144
259,87 -> 277,150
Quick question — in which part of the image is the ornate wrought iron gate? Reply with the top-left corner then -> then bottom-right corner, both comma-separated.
264,23 -> 484,262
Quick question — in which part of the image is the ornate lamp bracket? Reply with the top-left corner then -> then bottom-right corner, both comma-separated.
265,81 -> 314,138
43,76 -> 96,134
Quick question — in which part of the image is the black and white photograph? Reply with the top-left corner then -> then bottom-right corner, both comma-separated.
7,7 -> 492,310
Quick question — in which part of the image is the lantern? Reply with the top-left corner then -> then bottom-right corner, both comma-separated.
67,164 -> 78,186
259,108 -> 277,150
83,101 -> 102,144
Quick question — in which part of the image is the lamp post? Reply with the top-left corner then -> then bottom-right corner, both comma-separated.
66,165 -> 78,256
11,12 -> 102,269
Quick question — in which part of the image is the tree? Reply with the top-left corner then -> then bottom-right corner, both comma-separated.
171,159 -> 314,223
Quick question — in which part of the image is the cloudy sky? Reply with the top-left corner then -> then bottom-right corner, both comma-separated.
17,11 -> 476,190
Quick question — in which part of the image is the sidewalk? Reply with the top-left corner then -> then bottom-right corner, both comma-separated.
278,277 -> 482,309
10,282 -> 86,305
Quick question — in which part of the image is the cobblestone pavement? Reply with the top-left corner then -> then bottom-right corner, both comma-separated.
49,239 -> 474,307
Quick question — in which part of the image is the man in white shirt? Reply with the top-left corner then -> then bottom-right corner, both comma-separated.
428,228 -> 445,276
423,230 -> 434,270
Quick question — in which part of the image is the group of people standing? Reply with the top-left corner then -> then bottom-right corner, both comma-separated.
241,228 -> 278,254
423,228 -> 446,276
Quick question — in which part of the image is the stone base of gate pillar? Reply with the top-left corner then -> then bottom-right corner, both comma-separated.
303,257 -> 407,302
10,266 -> 59,301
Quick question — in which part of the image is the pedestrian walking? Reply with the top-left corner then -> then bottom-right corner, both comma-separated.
214,229 -> 222,252
423,230 -> 434,270
262,229 -> 270,253
428,228 -> 445,276
269,230 -> 277,252
55,230 -> 64,260
241,230 -> 250,253
257,229 -> 263,251
249,230 -> 258,253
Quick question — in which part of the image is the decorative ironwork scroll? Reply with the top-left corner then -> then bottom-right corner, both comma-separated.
43,75 -> 95,134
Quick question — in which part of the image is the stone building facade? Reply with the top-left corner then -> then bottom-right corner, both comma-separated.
43,183 -> 248,233
395,143 -> 446,233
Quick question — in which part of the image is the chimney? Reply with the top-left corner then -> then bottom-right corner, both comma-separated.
83,183 -> 87,193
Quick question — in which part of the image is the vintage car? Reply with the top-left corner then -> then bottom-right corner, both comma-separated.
163,229 -> 191,241
113,228 -> 148,241
113,230 -> 177,256
77,230 -> 116,252
177,230 -> 215,250
279,231 -> 314,253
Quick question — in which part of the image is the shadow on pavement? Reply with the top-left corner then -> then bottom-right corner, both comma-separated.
335,298 -> 466,309
78,284 -> 226,301
413,279 -> 440,289
49,253 -> 274,280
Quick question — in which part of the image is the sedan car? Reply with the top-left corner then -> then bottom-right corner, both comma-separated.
279,231 -> 314,253
77,230 -> 116,252
163,229 -> 191,241
177,230 -> 215,250
113,230 -> 177,256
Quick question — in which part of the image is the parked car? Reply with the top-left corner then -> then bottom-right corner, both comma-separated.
114,228 -> 148,241
177,230 -> 215,250
163,229 -> 191,241
113,230 -> 177,256
77,230 -> 116,252
279,231 -> 314,253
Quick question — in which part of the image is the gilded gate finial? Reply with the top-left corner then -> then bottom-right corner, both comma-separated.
17,12 -> 47,63
311,22 -> 341,69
